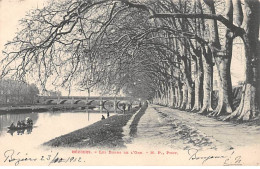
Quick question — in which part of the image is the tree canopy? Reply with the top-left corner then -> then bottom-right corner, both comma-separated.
1,0 -> 259,121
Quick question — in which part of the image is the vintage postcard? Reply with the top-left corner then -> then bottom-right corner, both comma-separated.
0,0 -> 259,166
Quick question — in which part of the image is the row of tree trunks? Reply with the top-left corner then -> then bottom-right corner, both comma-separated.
151,0 -> 258,122
152,47 -> 213,115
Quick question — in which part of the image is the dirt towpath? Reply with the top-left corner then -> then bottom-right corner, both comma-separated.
125,104 -> 260,151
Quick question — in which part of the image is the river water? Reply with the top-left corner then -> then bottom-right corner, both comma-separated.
0,111 -> 111,151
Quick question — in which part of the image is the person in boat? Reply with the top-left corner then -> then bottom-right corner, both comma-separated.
101,115 -> 105,120
17,121 -> 21,127
21,120 -> 26,127
26,117 -> 33,125
30,119 -> 33,125
10,122 -> 15,128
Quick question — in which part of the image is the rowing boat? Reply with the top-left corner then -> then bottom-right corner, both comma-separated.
8,124 -> 33,130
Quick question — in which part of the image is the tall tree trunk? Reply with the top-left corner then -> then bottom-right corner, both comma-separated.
165,85 -> 169,106
169,84 -> 174,107
172,85 -> 177,108
162,93 -> 166,105
176,86 -> 180,108
186,84 -> 193,110
161,84 -> 166,105
174,85 -> 179,108
164,85 -> 168,106
225,0 -> 259,121
168,84 -> 173,107
157,90 -> 162,105
175,80 -> 182,108
211,0 -> 234,116
157,91 -> 161,105
181,55 -> 194,110
198,46 -> 214,114
167,86 -> 170,107
191,50 -> 203,111
191,0 -> 204,112
211,55 -> 233,116
180,83 -> 188,110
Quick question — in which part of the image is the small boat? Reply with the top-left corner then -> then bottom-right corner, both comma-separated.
8,117 -> 34,131
8,124 -> 33,130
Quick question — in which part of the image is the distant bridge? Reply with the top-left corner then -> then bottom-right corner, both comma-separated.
38,96 -> 133,104
37,96 -> 139,112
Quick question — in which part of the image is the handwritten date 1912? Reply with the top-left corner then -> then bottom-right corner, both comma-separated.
3,149 -> 84,166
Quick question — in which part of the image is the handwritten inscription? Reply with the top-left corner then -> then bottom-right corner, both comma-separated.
3,148 -> 243,166
4,150 -> 37,166
188,149 -> 242,165
3,149 -> 84,166
3,149 -> 179,166
223,151 -> 242,166
188,149 -> 226,164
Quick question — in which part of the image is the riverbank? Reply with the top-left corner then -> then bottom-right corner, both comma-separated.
43,104 -> 148,149
0,104 -> 97,114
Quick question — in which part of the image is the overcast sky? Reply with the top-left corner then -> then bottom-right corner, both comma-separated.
0,0 -> 45,52
0,0 -> 100,96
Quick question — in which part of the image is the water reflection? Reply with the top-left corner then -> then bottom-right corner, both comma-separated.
0,111 -> 113,150
7,127 -> 33,136
0,113 -> 38,136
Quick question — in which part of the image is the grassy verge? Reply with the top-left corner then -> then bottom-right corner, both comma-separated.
43,107 -> 140,149
129,102 -> 148,137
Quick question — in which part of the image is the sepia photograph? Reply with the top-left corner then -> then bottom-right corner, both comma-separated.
0,0 -> 259,166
